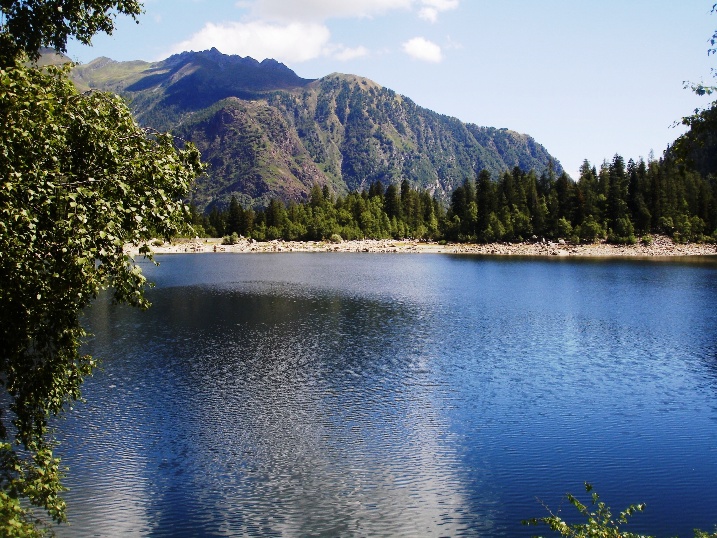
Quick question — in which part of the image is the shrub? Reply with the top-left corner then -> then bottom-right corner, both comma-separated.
266,226 -> 282,241
524,483 -> 648,537
222,232 -> 239,245
556,217 -> 573,239
608,218 -> 636,244
578,216 -> 606,243
658,216 -> 674,235
524,483 -> 717,538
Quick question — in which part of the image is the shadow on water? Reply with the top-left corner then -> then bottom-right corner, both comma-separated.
57,253 -> 717,537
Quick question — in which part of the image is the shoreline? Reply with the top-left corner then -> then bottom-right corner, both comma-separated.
126,235 -> 717,258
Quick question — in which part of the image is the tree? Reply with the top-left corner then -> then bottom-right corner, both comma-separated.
1,58 -> 203,536
1,2 -> 204,534
265,197 -> 287,230
368,180 -> 385,199
226,195 -> 243,235
309,183 -> 324,208
606,154 -> 629,228
672,5 -> 717,177
0,0 -> 143,65
476,169 -> 495,236
384,183 -> 401,220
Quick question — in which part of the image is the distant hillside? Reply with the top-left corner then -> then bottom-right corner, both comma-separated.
71,49 -> 565,210
36,47 -> 72,66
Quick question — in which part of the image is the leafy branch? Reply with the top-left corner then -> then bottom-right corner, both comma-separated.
523,483 -> 717,538
523,483 -> 649,538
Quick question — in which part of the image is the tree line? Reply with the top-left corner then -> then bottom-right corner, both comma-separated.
190,153 -> 717,245
190,180 -> 443,242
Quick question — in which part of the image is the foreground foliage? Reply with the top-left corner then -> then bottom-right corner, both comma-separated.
0,0 -> 142,64
524,483 -> 717,538
0,2 -> 204,534
0,57 -> 202,534
0,47 -> 202,538
524,483 -> 649,538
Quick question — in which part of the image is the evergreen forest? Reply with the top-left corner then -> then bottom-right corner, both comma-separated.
189,152 -> 717,245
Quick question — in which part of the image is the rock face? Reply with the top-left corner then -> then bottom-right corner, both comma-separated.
72,49 -> 565,210
181,100 -> 327,206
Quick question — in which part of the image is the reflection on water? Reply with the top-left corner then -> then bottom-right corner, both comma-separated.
57,254 -> 717,537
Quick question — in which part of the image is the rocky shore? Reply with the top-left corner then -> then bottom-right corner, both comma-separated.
126,235 -> 717,258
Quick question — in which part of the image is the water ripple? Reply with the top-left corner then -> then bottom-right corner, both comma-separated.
55,254 -> 717,537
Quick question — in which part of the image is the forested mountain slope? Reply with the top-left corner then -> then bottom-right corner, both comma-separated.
71,48 -> 564,210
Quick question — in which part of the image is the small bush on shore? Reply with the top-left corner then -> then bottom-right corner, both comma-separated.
608,218 -> 637,244
222,232 -> 239,245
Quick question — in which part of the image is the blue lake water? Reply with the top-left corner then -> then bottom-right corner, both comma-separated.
56,253 -> 717,537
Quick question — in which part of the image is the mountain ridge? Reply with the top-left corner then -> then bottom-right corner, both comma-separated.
69,49 -> 565,210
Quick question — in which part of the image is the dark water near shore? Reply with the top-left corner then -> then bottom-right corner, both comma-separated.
56,253 -> 717,537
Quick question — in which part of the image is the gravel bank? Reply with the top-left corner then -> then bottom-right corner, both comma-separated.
126,235 -> 717,258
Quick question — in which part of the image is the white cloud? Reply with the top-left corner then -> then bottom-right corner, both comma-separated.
240,0 -> 457,22
167,21 -> 331,63
422,0 -> 458,10
402,37 -> 442,62
166,0 -> 461,63
250,0 -> 412,21
418,7 -> 438,22
333,45 -> 370,61
418,0 -> 458,22
444,34 -> 463,50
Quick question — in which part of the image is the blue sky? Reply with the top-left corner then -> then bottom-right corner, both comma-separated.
66,0 -> 716,179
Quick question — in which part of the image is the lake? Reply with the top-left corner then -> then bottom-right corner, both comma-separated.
56,253 -> 717,537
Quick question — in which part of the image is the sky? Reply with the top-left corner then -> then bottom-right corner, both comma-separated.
65,0 -> 717,180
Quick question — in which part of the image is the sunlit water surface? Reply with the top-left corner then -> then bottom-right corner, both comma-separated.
55,253 -> 717,537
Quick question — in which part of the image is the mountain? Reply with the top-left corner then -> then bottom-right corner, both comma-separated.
71,49 -> 565,210
36,47 -> 72,66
